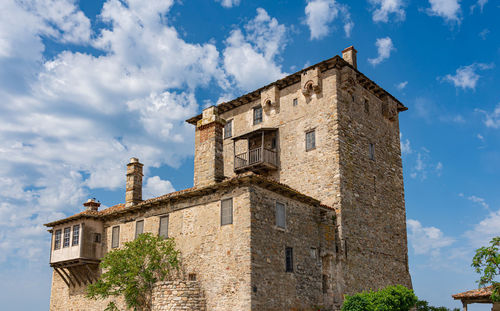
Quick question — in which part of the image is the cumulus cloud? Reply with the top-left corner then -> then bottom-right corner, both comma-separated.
442,63 -> 493,90
304,0 -> 353,40
369,0 -> 406,23
476,104 -> 500,129
465,209 -> 500,247
368,37 -> 394,66
215,0 -> 241,7
407,219 -> 455,256
426,0 -> 462,23
143,176 -> 176,199
223,8 -> 287,91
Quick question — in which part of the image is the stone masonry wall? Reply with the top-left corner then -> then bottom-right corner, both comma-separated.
152,280 -> 206,311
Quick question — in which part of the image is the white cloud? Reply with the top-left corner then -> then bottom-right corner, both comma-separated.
396,81 -> 408,90
435,162 -> 443,176
143,176 -> 175,199
442,63 -> 493,90
215,0 -> 241,8
304,0 -> 353,40
426,0 -> 462,23
467,195 -> 489,209
369,0 -> 406,23
223,8 -> 287,91
400,133 -> 412,155
407,219 -> 455,256
479,28 -> 490,40
470,0 -> 488,13
368,37 -> 394,66
476,104 -> 500,129
465,209 -> 500,247
477,134 -> 484,141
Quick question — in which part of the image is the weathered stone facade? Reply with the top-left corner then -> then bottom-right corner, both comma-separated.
46,46 -> 412,310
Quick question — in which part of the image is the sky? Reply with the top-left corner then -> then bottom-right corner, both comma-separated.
0,0 -> 498,310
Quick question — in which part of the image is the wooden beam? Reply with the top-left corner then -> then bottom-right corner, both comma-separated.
54,267 -> 70,287
60,267 -> 75,287
68,267 -> 82,287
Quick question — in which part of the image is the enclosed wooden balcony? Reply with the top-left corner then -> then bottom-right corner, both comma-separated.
232,128 -> 278,173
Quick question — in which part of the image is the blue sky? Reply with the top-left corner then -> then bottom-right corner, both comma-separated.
0,0 -> 498,310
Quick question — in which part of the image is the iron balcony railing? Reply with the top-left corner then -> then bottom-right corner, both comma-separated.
234,147 -> 277,171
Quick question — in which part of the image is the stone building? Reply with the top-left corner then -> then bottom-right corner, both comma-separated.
45,46 -> 412,310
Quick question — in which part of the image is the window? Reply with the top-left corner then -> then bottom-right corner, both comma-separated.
63,227 -> 70,248
253,106 -> 262,125
364,99 -> 369,114
111,226 -> 120,249
275,202 -> 286,229
224,119 -> 232,138
221,198 -> 233,226
72,225 -> 80,246
306,130 -> 316,151
159,215 -> 169,238
285,247 -> 294,272
293,98 -> 298,106
94,233 -> 101,243
135,220 -> 144,239
54,229 -> 62,250
271,137 -> 277,149
369,143 -> 375,160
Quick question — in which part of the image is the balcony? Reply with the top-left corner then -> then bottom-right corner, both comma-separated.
232,128 -> 278,173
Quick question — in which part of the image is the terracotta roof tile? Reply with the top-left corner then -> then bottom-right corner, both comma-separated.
452,286 -> 492,299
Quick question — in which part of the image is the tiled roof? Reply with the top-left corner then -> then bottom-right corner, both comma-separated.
452,286 -> 493,300
44,172 -> 333,227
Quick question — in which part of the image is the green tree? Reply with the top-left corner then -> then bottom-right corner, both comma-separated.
86,233 -> 180,311
472,236 -> 500,302
341,285 -> 417,311
415,299 -> 460,311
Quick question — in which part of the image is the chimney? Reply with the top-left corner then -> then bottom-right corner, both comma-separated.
125,157 -> 143,206
342,46 -> 357,69
83,198 -> 100,211
193,106 -> 225,187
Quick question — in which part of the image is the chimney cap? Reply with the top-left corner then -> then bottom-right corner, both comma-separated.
83,198 -> 101,211
130,157 -> 139,163
342,45 -> 357,53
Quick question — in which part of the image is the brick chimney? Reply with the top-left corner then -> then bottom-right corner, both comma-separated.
125,157 -> 143,206
194,106 -> 225,187
342,46 -> 357,69
83,198 -> 100,211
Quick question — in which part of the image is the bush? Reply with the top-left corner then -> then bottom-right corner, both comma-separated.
341,285 -> 417,311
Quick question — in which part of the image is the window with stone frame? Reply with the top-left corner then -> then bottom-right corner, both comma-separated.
253,106 -> 263,125
135,220 -> 144,239
111,226 -> 120,249
72,224 -> 80,246
306,130 -> 316,151
63,227 -> 71,248
159,215 -> 169,238
285,247 -> 294,272
224,119 -> 233,138
293,98 -> 298,106
221,198 -> 233,226
275,202 -> 286,229
369,143 -> 375,160
54,229 -> 62,250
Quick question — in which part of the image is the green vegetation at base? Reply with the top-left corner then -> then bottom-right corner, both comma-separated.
341,285 -> 417,311
472,236 -> 500,302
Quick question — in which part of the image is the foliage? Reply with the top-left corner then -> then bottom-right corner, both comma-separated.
341,285 -> 417,311
415,299 -> 460,311
472,236 -> 500,302
86,233 -> 180,311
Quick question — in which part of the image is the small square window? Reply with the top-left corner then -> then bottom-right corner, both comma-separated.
306,130 -> 316,151
221,198 -> 233,226
63,227 -> 70,248
94,233 -> 102,243
54,229 -> 62,250
276,202 -> 286,229
253,107 -> 263,125
285,247 -> 294,272
111,226 -> 120,249
72,225 -> 80,246
135,220 -> 144,239
293,98 -> 298,106
159,215 -> 169,238
224,120 -> 232,138
369,143 -> 375,160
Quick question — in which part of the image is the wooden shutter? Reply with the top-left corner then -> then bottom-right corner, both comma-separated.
111,226 -> 120,248
159,215 -> 169,238
135,220 -> 144,239
221,198 -> 233,226
276,202 -> 286,228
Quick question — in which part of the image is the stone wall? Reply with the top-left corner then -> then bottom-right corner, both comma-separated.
152,280 -> 206,311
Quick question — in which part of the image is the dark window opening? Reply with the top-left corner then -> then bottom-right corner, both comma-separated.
94,233 -> 101,243
159,215 -> 169,238
224,119 -> 232,138
111,226 -> 120,249
135,220 -> 144,239
306,130 -> 316,151
72,225 -> 80,246
54,229 -> 62,250
221,198 -> 233,226
253,106 -> 263,125
364,99 -> 369,113
285,247 -> 294,272
293,98 -> 298,106
63,227 -> 70,248
188,273 -> 197,281
369,143 -> 375,160
271,137 -> 277,149
322,275 -> 329,293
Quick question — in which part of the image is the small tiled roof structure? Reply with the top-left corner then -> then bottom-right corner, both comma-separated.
452,286 -> 493,302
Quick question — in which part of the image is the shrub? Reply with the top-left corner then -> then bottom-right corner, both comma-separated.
341,285 -> 417,311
